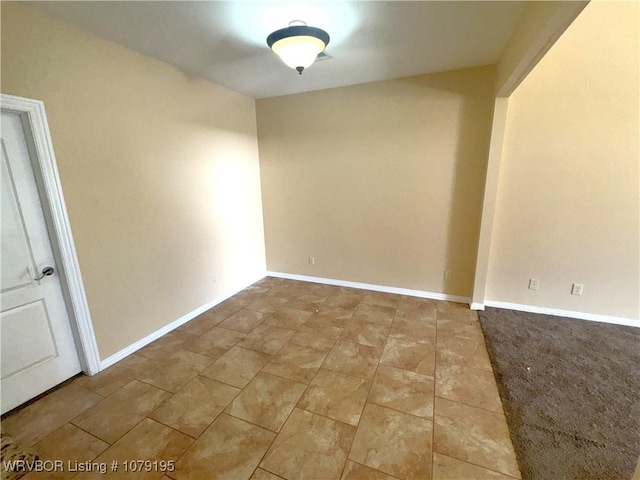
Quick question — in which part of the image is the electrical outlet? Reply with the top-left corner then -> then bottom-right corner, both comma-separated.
571,283 -> 584,295
444,270 -> 452,280
528,278 -> 540,290
308,256 -> 315,265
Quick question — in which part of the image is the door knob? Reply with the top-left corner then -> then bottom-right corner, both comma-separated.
35,266 -> 55,281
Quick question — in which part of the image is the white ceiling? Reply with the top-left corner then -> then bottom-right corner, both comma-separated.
29,1 -> 527,99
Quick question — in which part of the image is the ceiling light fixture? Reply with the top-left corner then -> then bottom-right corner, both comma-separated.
267,20 -> 330,75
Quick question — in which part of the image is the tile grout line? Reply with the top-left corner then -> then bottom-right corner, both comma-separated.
342,297 -> 440,480
178,286 -> 398,478
433,394 -> 506,416
244,290 -> 345,479
340,300 -> 396,478
345,459 -> 404,480
246,292 -> 326,478
257,465 -> 289,480
433,452 -> 522,480
363,398 -> 435,423
145,294 -> 287,476
67,418 -> 113,445
260,294 -> 365,479
35,420 -> 111,464
67,384 -> 151,447
433,307 -> 522,479
431,306 -> 441,480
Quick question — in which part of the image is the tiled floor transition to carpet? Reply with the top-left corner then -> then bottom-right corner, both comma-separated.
2,277 -> 521,480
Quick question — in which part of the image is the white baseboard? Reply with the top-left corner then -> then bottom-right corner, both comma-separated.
267,271 -> 470,304
484,300 -> 639,328
470,302 -> 485,311
100,274 -> 267,370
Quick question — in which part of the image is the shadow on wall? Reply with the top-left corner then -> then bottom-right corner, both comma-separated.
402,69 -> 495,296
416,68 -> 495,296
257,65 -> 496,297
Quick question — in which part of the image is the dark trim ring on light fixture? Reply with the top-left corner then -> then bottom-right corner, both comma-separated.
266,26 -> 330,49
267,22 -> 330,75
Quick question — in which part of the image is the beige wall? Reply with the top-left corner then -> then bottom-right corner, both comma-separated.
472,2 -> 588,308
495,1 -> 587,96
471,97 -> 509,307
487,2 -> 639,320
257,67 -> 495,297
1,4 -> 266,358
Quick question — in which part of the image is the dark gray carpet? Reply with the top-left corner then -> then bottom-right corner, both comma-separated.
478,307 -> 640,480
1,433 -> 37,480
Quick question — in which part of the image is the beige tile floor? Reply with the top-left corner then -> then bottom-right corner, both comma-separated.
2,277 -> 521,480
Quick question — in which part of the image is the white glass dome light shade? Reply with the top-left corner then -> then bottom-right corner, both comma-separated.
267,24 -> 330,74
271,35 -> 326,70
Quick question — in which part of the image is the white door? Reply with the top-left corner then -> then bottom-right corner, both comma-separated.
1,110 -> 81,414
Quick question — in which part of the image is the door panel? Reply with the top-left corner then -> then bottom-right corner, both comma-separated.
0,110 -> 81,414
0,143 -> 38,293
1,300 -> 58,380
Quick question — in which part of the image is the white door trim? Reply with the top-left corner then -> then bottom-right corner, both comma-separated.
1,93 -> 101,375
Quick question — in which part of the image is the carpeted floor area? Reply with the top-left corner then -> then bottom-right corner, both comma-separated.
1,433 -> 37,480
478,307 -> 640,480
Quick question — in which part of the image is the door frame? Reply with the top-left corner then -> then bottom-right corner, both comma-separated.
1,93 -> 101,375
